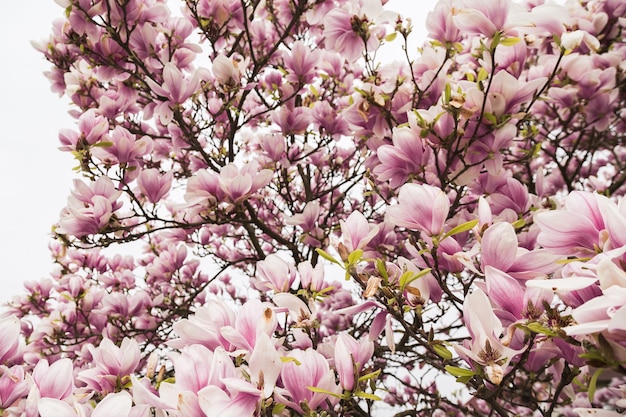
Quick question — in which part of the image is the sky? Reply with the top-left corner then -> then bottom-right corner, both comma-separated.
0,0 -> 438,305
0,1 -> 76,304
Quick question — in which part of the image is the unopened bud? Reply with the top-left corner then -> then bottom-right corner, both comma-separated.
337,242 -> 350,262
485,363 -> 503,385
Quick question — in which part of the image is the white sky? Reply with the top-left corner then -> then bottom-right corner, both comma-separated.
0,0 -> 437,305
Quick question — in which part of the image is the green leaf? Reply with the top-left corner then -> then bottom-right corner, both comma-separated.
444,83 -> 452,103
442,219 -> 478,240
399,268 -> 431,290
500,37 -> 521,46
355,391 -> 382,401
433,343 -> 453,360
456,375 -> 474,384
358,369 -> 381,382
307,386 -> 346,400
555,257 -> 593,264
511,218 -> 526,229
526,322 -> 559,337
280,356 -> 302,366
316,249 -> 341,265
483,112 -> 497,125
314,285 -> 335,297
272,403 -> 286,414
412,109 -> 426,127
375,259 -> 388,281
477,67 -> 489,83
445,365 -> 476,378
490,31 -> 502,49
587,367 -> 604,403
347,249 -> 363,265
385,32 -> 397,42
93,141 -> 113,148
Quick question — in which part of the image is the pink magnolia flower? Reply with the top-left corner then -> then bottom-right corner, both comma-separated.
372,126 -> 432,189
218,161 -> 273,204
283,41 -> 320,85
426,0 -> 461,43
334,332 -> 374,391
339,211 -> 379,253
285,201 -> 320,233
0,365 -> 28,410
169,300 -> 236,351
311,100 -> 350,138
462,71 -> 547,120
57,176 -> 123,238
252,254 -> 296,293
0,315 -> 21,365
91,126 -> 153,165
535,191 -> 607,256
454,288 -> 524,384
136,168 -> 173,203
271,104 -> 313,136
480,222 -> 560,280
184,169 -> 223,208
151,345 -> 237,415
561,30 -> 600,52
39,391 -> 132,417
32,358 -> 74,400
211,54 -> 240,87
248,332 -> 282,399
565,285 -> 626,336
220,300 -> 278,352
197,379 -> 261,417
171,345 -> 234,394
322,8 -> 368,62
78,337 -> 140,393
386,183 -> 450,236
145,62 -> 201,104
58,109 -> 109,152
451,0 -> 511,38
277,348 -> 341,413
297,260 -> 327,293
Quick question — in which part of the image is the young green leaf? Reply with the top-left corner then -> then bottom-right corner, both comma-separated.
442,219 -> 478,240
316,249 -> 341,265
355,391 -> 382,401
433,344 -> 453,360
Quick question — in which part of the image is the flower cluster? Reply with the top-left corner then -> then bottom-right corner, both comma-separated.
4,0 -> 626,415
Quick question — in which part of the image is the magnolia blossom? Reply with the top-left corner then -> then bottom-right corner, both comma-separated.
39,391 -> 133,417
451,0 -> 512,38
454,288 -> 523,384
90,126 -> 153,165
277,348 -> 341,413
334,332 -> 374,391
339,211 -> 379,254
253,253 -> 296,293
16,0 -> 626,415
31,359 -> 74,400
386,183 -> 450,236
0,315 -> 21,365
136,168 -> 173,203
56,176 -> 123,238
283,41 -> 320,85
78,337 -> 140,392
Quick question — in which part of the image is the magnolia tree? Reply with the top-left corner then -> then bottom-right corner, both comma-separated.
2,0 -> 626,415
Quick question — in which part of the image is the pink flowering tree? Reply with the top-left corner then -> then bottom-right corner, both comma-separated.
3,0 -> 626,415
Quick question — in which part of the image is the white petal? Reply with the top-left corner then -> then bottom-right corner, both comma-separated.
525,277 -> 598,291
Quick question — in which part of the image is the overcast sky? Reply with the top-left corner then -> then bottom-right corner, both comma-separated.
0,1 -> 76,304
0,0 -> 437,305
